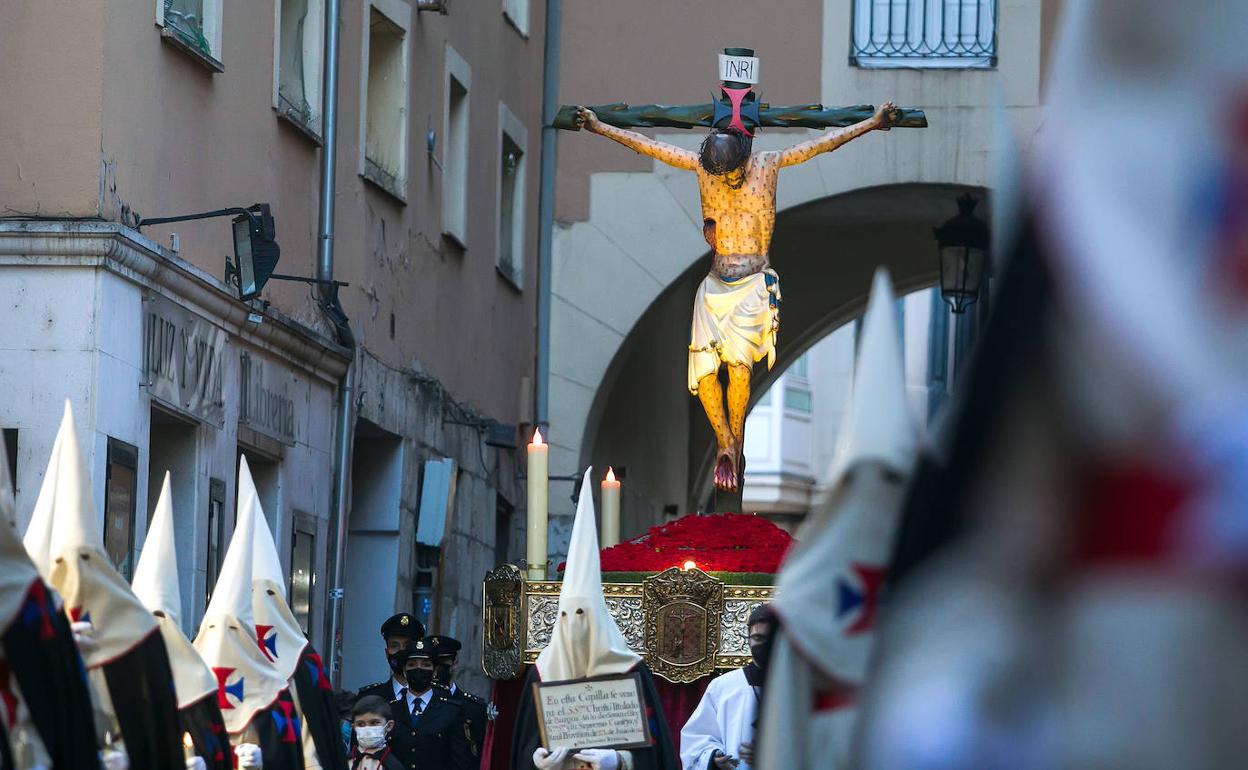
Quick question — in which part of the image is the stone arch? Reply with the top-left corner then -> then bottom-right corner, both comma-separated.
550,171 -> 986,531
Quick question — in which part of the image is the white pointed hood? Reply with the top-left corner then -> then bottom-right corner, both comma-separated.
21,401 -> 158,668
132,473 -> 217,709
535,467 -> 640,681
23,414 -> 65,578
194,457 -> 288,733
759,270 -> 918,770
240,455 -> 309,682
1,440 -> 41,634
825,268 -> 917,482
133,473 -> 183,625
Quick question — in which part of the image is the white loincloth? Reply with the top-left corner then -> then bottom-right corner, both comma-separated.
688,269 -> 781,394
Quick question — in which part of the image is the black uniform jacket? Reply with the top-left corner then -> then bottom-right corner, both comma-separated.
440,684 -> 487,759
356,676 -> 401,703
386,690 -> 474,770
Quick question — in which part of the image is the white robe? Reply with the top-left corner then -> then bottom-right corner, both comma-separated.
680,668 -> 759,770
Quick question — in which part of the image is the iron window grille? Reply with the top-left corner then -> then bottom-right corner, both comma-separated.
851,0 -> 997,68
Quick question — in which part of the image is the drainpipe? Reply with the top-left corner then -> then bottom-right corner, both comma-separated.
317,0 -> 356,686
534,0 -> 561,429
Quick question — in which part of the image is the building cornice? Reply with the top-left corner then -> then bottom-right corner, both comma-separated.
0,221 -> 351,382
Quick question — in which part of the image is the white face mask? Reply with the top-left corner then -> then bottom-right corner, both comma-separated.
355,725 -> 388,750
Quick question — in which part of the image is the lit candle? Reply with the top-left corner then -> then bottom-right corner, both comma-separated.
183,732 -> 195,762
600,467 -> 621,548
526,428 -> 549,580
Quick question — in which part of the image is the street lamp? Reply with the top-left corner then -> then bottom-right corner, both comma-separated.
230,205 -> 281,300
933,194 -> 989,314
139,203 -> 345,302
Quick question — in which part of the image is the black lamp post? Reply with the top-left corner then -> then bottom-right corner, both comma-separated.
933,194 -> 989,314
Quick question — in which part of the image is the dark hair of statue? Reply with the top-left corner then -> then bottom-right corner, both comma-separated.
698,128 -> 752,187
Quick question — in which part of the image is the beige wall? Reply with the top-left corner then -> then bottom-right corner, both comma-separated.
0,3 -> 107,217
1,0 -> 543,422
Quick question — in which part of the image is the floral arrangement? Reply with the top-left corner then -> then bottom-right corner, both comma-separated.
560,513 -> 793,574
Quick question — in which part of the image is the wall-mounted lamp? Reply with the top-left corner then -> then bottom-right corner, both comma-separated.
139,203 -> 348,302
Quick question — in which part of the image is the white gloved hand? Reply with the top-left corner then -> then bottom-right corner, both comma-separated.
72,621 -> 98,654
532,746 -> 573,770
99,749 -> 129,770
234,743 -> 263,770
572,748 -> 619,770
185,756 -> 207,770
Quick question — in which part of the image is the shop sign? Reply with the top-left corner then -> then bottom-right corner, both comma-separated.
143,294 -> 227,426
239,351 -> 297,445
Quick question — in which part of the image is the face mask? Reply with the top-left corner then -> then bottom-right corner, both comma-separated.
355,725 -> 387,751
387,652 -> 403,676
433,663 -> 453,686
405,668 -> 433,692
749,641 -> 771,673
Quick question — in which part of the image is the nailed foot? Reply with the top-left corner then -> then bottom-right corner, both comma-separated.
714,447 -> 739,493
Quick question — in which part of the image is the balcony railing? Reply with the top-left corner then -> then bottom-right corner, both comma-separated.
851,0 -> 997,68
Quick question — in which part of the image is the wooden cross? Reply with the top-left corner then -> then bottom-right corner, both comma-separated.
554,48 -> 927,133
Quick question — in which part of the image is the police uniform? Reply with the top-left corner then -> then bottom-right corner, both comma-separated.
426,635 -> 488,757
356,613 -> 426,702
386,640 -> 474,770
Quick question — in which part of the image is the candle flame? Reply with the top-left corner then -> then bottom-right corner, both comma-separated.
682,560 -> 697,571
183,733 -> 194,749
606,467 -> 616,482
531,427 -> 544,446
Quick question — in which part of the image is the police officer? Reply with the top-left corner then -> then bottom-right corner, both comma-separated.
426,635 -> 488,756
356,613 -> 426,703
387,640 -> 474,770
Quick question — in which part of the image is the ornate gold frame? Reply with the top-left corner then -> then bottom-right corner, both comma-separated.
481,567 -> 772,683
642,568 -> 723,683
482,563 -> 524,680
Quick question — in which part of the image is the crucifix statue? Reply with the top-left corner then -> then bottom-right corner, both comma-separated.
560,48 -> 926,497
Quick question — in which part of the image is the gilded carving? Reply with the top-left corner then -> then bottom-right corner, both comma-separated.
509,571 -> 773,674
642,568 -> 724,684
719,599 -> 764,656
526,595 -> 560,649
481,563 -> 524,680
604,597 -> 646,651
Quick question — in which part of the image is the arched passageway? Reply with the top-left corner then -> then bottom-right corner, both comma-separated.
581,183 -> 987,536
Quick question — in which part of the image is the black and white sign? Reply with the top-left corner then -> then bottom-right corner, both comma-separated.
718,54 -> 759,84
532,674 -> 651,751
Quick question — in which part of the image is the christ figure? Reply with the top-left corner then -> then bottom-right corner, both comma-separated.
574,101 -> 900,492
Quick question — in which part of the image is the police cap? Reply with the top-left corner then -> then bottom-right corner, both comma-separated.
380,613 -> 426,640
